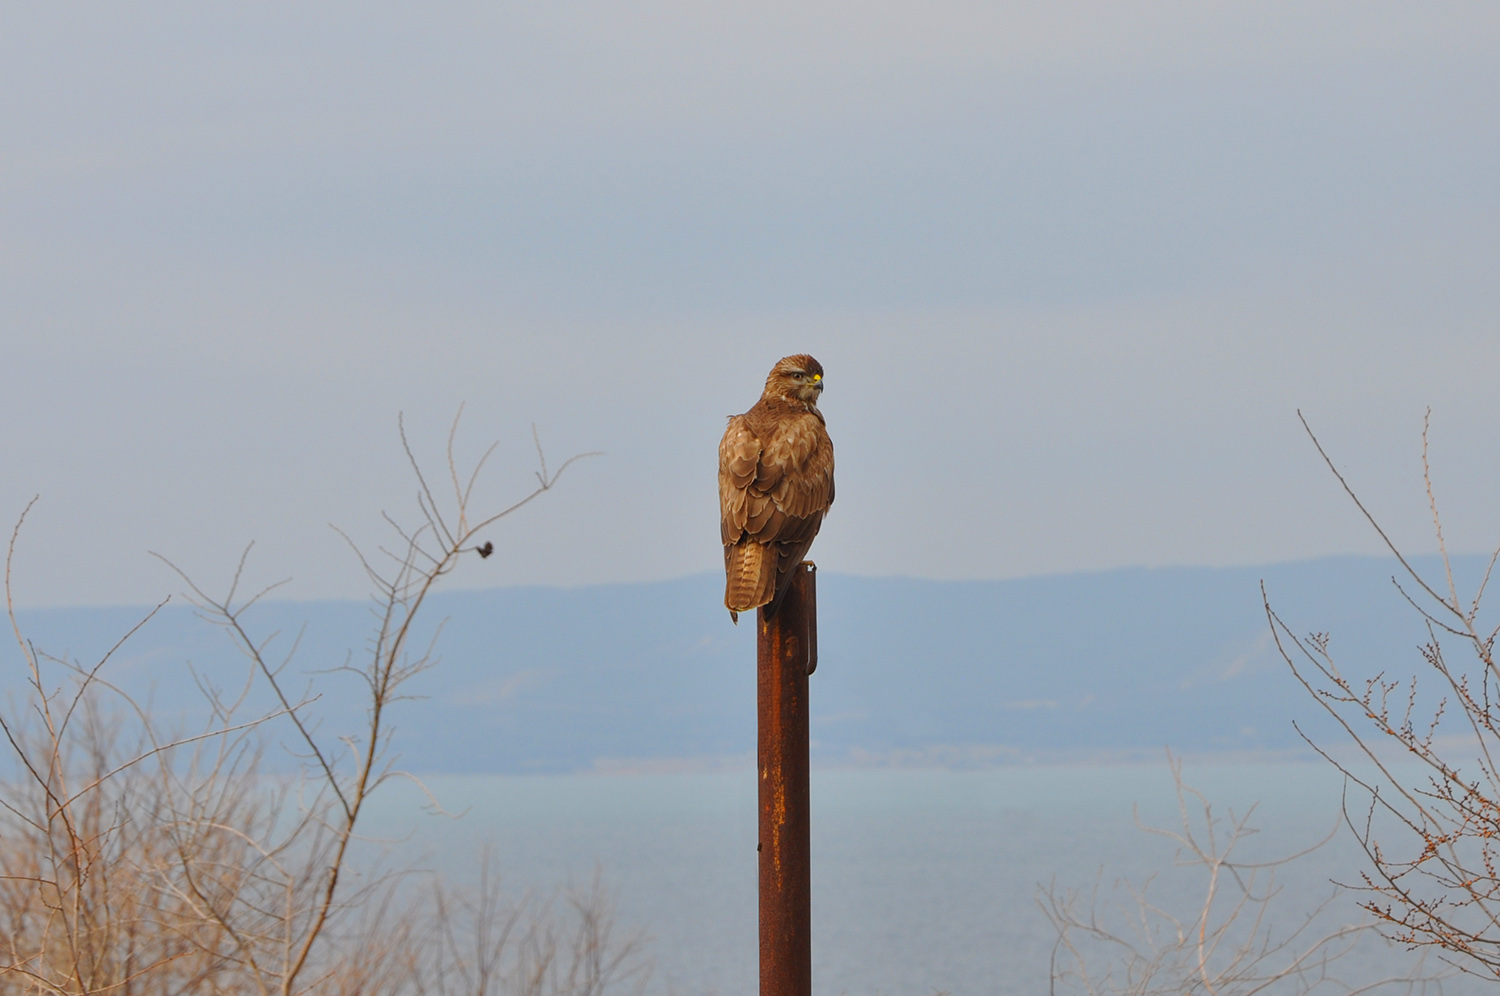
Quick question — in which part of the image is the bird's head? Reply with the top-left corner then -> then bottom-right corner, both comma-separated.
763,354 -> 825,407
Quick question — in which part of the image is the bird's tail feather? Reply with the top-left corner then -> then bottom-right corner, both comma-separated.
725,542 -> 775,617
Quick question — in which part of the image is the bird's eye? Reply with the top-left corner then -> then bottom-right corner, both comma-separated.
792,372 -> 805,380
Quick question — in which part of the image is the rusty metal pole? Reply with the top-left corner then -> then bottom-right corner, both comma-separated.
758,562 -> 817,996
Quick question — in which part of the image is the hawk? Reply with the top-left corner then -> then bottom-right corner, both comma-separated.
719,354 -> 835,623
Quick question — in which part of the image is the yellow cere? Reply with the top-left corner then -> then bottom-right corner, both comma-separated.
812,374 -> 821,382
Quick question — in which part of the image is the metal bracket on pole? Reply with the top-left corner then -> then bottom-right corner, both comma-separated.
758,562 -> 815,996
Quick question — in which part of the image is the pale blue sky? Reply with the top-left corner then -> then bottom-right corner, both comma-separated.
3,2 -> 1499,607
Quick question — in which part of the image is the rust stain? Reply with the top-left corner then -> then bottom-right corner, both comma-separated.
758,564 -> 814,996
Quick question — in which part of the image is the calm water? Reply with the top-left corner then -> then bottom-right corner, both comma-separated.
358,762 -> 1469,996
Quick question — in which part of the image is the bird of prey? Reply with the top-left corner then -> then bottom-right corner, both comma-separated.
719,354 -> 835,623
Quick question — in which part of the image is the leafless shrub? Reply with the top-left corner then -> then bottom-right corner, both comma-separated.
402,859 -> 650,996
1268,411 -> 1500,980
1040,755 -> 1440,996
0,415 -> 642,996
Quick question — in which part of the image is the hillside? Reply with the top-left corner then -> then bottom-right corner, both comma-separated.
6,555 -> 1474,773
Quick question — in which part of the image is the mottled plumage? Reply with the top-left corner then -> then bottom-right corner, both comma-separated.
719,354 -> 835,623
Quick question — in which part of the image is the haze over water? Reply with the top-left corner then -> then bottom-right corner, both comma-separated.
362,762 -> 1457,995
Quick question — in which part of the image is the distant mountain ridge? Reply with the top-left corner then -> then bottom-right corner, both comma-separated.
5,556 -> 1479,773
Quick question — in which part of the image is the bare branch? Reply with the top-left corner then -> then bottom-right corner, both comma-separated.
1297,411 -> 1457,620
1042,754 -> 1442,996
0,414 -> 610,996
1272,414 -> 1500,977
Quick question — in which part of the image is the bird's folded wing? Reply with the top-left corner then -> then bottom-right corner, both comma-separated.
719,419 -> 762,543
720,412 -> 834,545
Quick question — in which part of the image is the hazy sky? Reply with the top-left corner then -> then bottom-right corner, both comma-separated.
3,2 -> 1499,607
